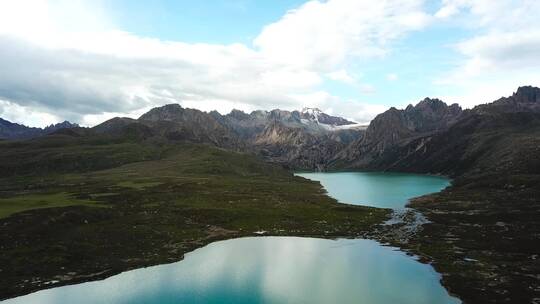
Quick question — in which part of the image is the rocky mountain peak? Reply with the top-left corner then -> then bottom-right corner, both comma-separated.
298,107 -> 355,126
268,109 -> 297,123
373,98 -> 461,129
226,109 -> 249,120
44,121 -> 79,131
415,98 -> 447,111
475,85 -> 540,114
358,97 -> 463,155
93,117 -> 137,134
301,107 -> 323,116
408,98 -> 462,117
138,104 -> 185,121
514,86 -> 540,103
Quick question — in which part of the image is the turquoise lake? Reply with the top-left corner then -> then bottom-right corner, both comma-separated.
3,237 -> 460,304
295,172 -> 450,209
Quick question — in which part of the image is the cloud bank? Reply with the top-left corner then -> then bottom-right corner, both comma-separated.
0,0 -> 539,126
435,0 -> 540,107
0,0 -> 430,126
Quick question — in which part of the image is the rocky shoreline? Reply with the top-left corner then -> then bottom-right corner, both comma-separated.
371,175 -> 540,304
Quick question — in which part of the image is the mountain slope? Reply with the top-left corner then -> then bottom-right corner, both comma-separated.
138,104 -> 243,149
254,121 -> 359,169
330,97 -> 463,169
475,85 -> 540,114
377,111 -> 540,176
90,104 -> 364,169
333,86 -> 540,177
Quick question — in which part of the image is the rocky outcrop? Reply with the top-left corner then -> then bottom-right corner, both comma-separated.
362,98 -> 462,148
475,86 -> 540,114
330,98 -> 463,169
254,121 -> 360,169
227,108 -> 362,168
218,110 -> 272,139
138,104 -> 242,149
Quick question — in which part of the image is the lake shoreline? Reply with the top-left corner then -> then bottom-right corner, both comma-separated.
370,174 -> 540,304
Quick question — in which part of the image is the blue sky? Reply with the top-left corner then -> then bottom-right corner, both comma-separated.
107,0 -> 307,44
0,0 -> 538,126
108,0 -> 464,105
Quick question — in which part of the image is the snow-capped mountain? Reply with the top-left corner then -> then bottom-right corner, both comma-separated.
298,108 -> 367,131
300,107 -> 355,126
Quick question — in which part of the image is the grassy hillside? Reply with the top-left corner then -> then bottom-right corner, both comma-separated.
0,140 -> 388,300
0,134 -> 169,177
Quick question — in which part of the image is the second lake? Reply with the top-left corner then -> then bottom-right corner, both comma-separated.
296,172 -> 450,209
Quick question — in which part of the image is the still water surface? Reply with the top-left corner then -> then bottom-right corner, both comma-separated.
296,172 -> 450,209
3,237 -> 460,304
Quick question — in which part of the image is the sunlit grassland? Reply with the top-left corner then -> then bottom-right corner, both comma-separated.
0,192 -> 104,219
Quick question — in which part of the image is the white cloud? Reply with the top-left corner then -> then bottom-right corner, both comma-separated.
455,30 -> 540,76
0,99 -> 60,127
2,0 -> 539,129
433,0 -> 540,105
254,0 -> 431,71
435,0 -> 538,30
0,0 -> 113,43
434,4 -> 460,18
436,72 -> 540,110
327,69 -> 356,84
386,73 -> 399,81
359,84 -> 376,94
0,0 -> 432,127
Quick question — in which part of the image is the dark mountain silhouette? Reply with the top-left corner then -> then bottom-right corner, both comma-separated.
0,119 -> 78,140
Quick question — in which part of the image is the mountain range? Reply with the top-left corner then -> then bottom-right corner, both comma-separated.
1,85 -> 539,178
330,85 -> 540,177
0,119 -> 79,140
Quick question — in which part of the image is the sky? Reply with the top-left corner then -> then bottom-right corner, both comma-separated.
0,0 -> 539,127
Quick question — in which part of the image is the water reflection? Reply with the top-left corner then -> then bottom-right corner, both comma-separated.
3,237 -> 460,304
